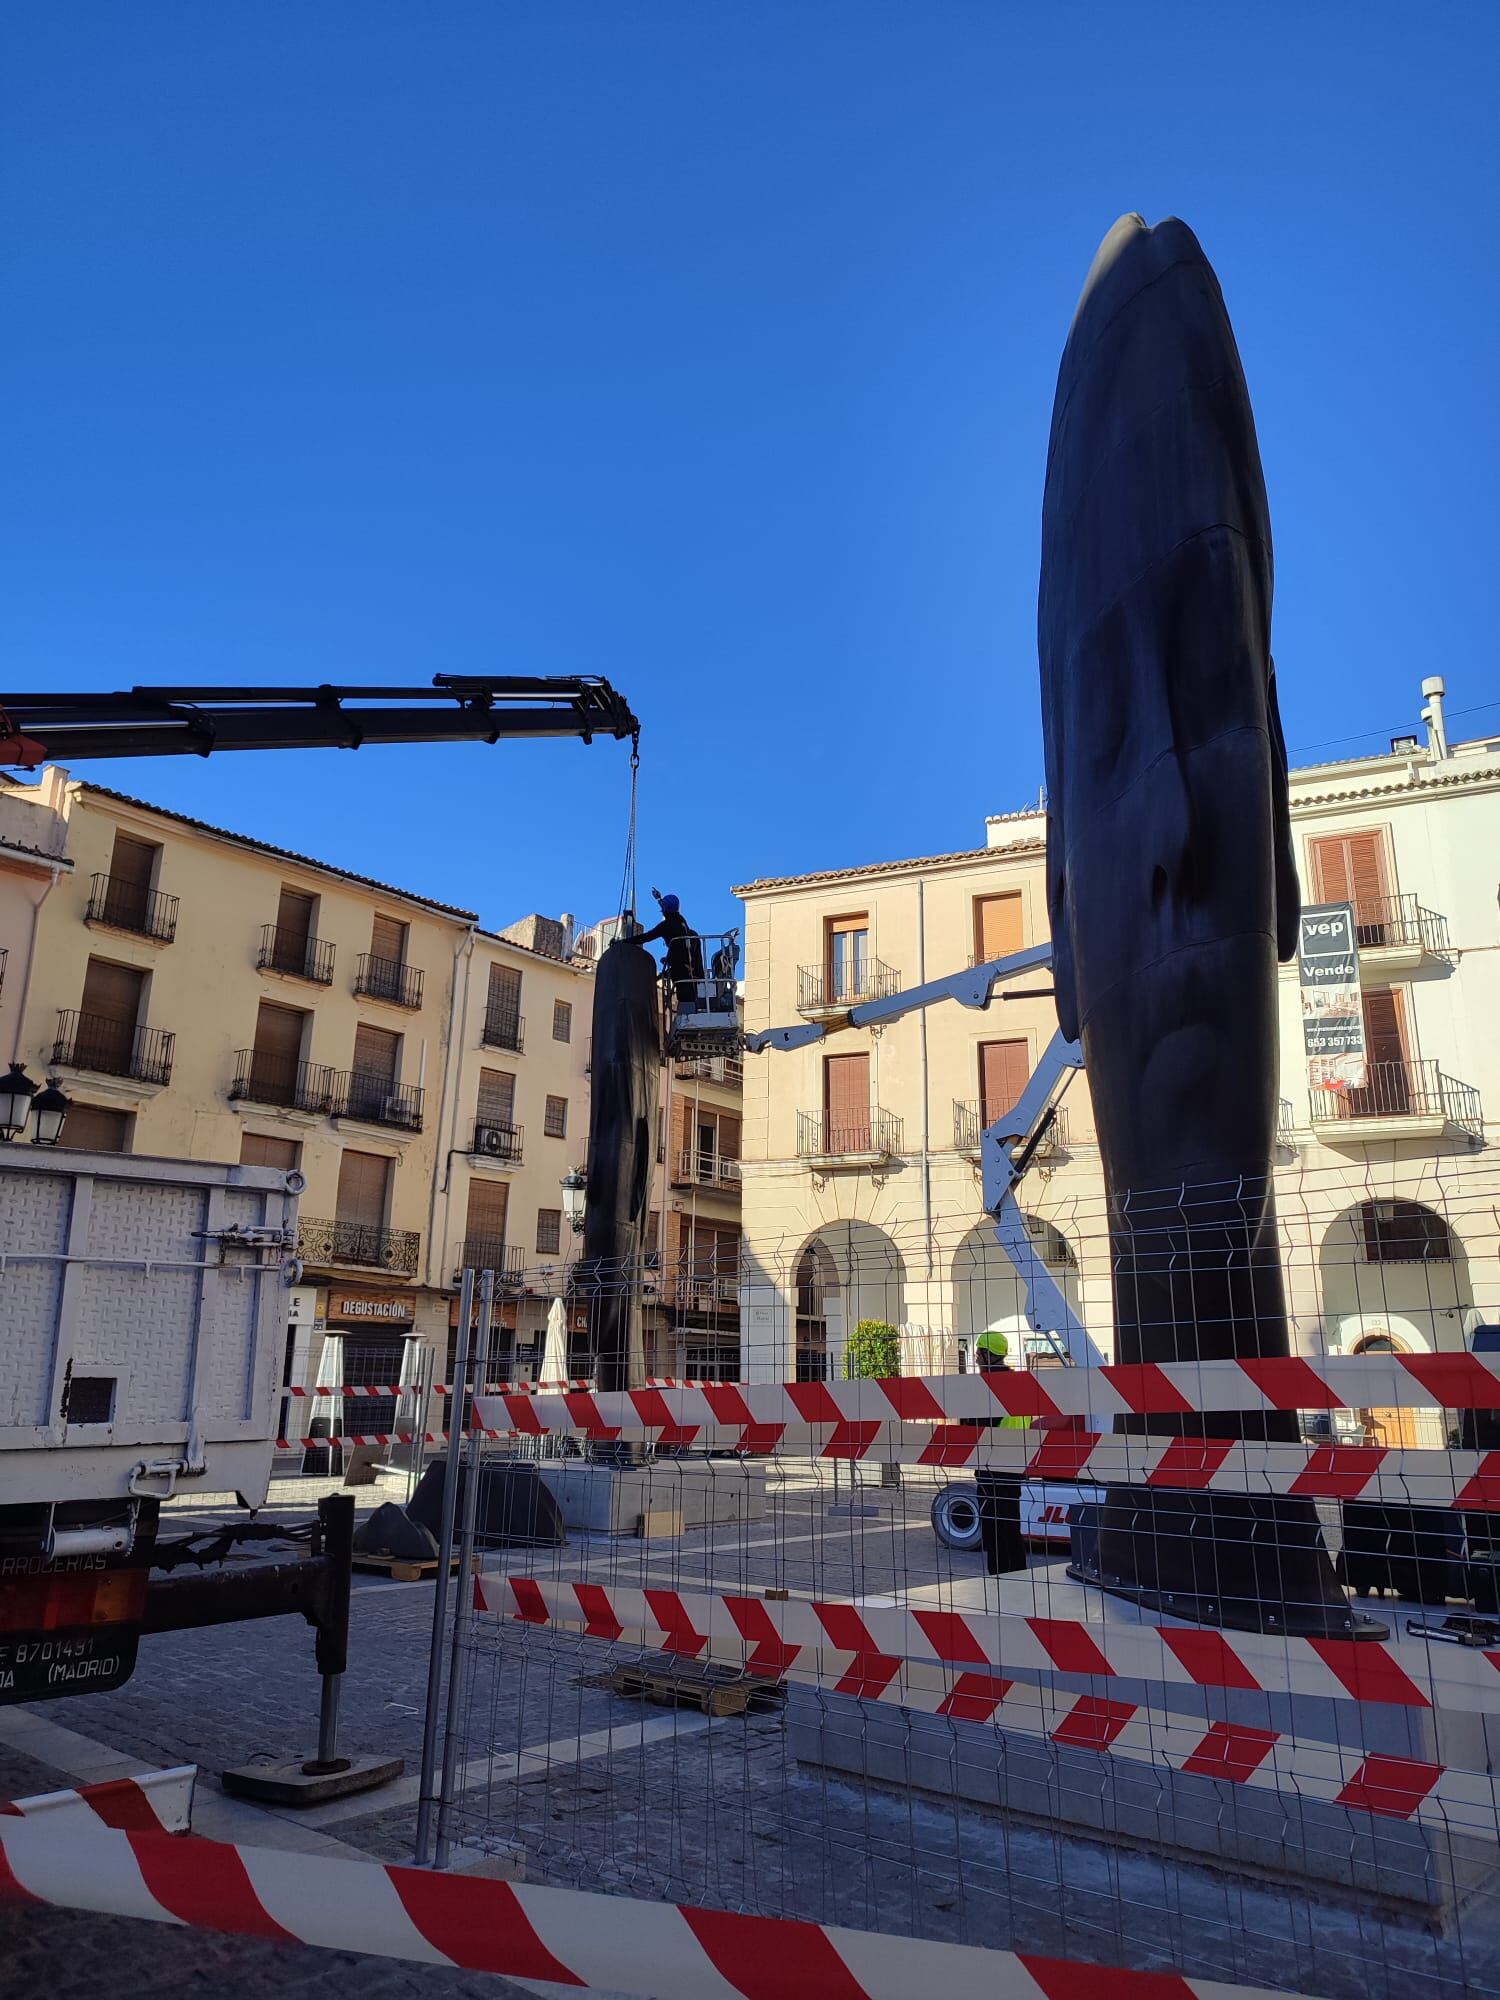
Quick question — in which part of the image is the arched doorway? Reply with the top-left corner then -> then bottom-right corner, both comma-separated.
952,1214 -> 1081,1368
792,1222 -> 906,1382
1349,1329 -> 1427,1449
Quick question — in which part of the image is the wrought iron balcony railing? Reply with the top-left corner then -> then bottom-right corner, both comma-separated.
331,1069 -> 424,1131
673,1147 -> 740,1189
1346,892 -> 1450,954
1309,1058 -> 1481,1139
662,1269 -> 741,1311
471,1119 -> 523,1163
673,1053 -> 744,1087
86,873 -> 178,944
457,1237 -> 526,1284
355,952 -> 424,1009
481,1009 -> 525,1053
54,1009 -> 174,1085
298,1215 -> 420,1276
257,924 -> 335,984
796,1108 -> 902,1161
953,1101 -> 1070,1155
230,1049 -> 336,1113
796,958 -> 900,1014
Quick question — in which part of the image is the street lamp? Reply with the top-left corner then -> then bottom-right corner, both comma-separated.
560,1165 -> 587,1235
0,1064 -> 38,1141
31,1078 -> 71,1147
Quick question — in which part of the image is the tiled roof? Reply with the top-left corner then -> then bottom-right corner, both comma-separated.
77,783 -> 479,920
734,843 -> 1041,897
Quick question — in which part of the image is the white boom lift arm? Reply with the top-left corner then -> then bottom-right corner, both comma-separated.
744,943 -> 1106,1369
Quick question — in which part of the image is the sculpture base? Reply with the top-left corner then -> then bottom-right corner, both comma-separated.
1077,1486 -> 1387,1638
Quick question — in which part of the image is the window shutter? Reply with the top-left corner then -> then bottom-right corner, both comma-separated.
241,1131 -> 300,1170
465,1178 -> 509,1239
979,1039 -> 1030,1126
370,914 -> 407,964
335,1150 -> 390,1229
824,1052 -> 870,1150
477,1068 -> 515,1124
1310,834 -> 1388,920
352,1023 -> 399,1082
82,958 -> 144,1025
65,1104 -> 131,1152
276,887 -> 314,947
974,894 -> 1024,962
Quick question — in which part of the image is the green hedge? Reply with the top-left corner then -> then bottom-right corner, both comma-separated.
844,1318 -> 901,1380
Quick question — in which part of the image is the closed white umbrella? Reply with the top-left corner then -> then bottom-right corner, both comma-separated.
540,1296 -> 569,1388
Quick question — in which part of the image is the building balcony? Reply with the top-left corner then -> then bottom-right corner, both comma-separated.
481,1010 -> 525,1054
662,1271 -> 741,1314
299,1215 -> 420,1277
796,1107 -> 902,1169
257,924 -> 335,985
331,1069 -> 424,1132
1276,1098 -> 1298,1147
954,1100 -> 1070,1160
355,953 -> 424,1009
85,874 -> 178,944
673,1052 -> 744,1088
456,1237 -> 526,1285
230,1050 -> 337,1114
672,1147 -> 741,1190
470,1118 -> 523,1164
54,1010 -> 174,1087
795,958 -> 900,1020
1308,1059 -> 1482,1145
1349,892 -> 1451,973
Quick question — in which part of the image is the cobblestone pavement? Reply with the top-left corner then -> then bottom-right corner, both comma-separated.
5,1477 -> 1500,1998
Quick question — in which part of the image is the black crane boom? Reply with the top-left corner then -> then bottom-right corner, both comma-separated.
0,676 -> 639,767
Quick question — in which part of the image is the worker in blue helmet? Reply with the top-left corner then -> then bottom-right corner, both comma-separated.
639,890 -> 705,1005
974,1325 -> 1027,1575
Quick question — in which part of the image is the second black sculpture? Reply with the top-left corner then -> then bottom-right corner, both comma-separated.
1039,214 -> 1372,1635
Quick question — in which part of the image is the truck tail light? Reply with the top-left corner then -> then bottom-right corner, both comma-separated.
0,1567 -> 148,1633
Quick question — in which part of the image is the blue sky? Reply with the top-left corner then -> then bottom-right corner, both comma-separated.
3,4 -> 1496,943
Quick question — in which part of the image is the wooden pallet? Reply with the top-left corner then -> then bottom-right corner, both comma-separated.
600,1658 -> 786,1718
351,1550 -> 477,1583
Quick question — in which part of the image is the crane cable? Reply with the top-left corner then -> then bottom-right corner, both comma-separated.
616,728 -> 641,924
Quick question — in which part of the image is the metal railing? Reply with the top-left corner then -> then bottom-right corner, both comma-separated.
953,1100 -> 1070,1154
355,953 -> 424,1009
1309,1058 -> 1482,1138
796,957 -> 900,1013
53,1009 -> 174,1085
257,924 -> 335,984
471,1119 -> 523,1163
663,1270 -> 741,1310
673,1053 -> 744,1087
86,873 -> 178,944
331,1069 -> 424,1131
298,1215 -> 420,1276
796,1107 -> 902,1160
1347,892 -> 1450,954
457,1238 -> 526,1284
1277,1097 -> 1297,1144
230,1049 -> 336,1113
673,1147 -> 741,1189
481,1010 -> 525,1053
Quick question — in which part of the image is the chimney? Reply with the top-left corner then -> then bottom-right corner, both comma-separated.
560,912 -> 575,958
1421,675 -> 1449,761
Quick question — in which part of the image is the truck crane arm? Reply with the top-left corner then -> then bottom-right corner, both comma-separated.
0,674 -> 639,767
746,943 -> 1104,1369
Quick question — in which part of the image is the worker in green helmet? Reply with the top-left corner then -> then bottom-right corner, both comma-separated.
974,1325 -> 1027,1575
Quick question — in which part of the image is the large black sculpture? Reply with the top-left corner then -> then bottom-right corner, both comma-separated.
580,938 -> 661,1393
1039,215 -> 1371,1635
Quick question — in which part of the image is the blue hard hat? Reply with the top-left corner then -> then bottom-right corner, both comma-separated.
661,893 -> 680,913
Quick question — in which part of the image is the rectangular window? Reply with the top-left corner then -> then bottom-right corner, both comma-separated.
485,963 -> 523,1048
104,832 -> 158,927
979,1039 -> 1030,1127
249,998 -> 309,1104
464,1178 -> 509,1264
974,893 -> 1024,963
1309,832 -> 1391,942
824,1051 -> 870,1153
240,1131 -> 301,1171
826,915 -> 869,1003
552,998 -> 573,1043
63,1103 -> 132,1153
1348,988 -> 1411,1117
335,1149 -> 390,1230
544,1094 -> 568,1139
370,913 -> 408,965
476,1067 -> 516,1126
352,1022 -> 400,1081
536,1208 -> 562,1256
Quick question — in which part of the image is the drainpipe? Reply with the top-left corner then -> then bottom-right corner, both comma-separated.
917,878 -> 933,1285
1421,675 -> 1449,762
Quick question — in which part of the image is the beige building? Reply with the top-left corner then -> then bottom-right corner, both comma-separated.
737,678 -> 1499,1396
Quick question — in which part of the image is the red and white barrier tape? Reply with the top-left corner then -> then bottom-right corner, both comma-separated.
478,1350 -> 1500,1434
1,1766 -> 195,1835
275,1429 -> 504,1450
482,1574 -> 1500,1715
0,1815 -> 1297,1999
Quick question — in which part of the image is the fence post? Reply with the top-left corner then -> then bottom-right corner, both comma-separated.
435,1267 -> 496,1866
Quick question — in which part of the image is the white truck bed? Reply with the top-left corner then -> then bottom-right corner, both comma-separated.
0,1148 -> 297,1510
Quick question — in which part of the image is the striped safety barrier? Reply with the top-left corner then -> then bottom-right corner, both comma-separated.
0,1813 -> 1300,1999
475,1350 -> 1500,1435
480,1574 -> 1500,1715
1,1766 -> 195,1835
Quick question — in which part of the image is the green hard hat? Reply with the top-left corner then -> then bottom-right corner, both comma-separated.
974,1327 -> 1011,1359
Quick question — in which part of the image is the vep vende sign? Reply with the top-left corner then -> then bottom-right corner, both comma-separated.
1298,901 -> 1366,1093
